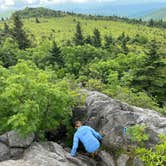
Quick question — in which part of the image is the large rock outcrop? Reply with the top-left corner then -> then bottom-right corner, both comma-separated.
0,90 -> 165,166
73,90 -> 166,148
0,142 -> 97,166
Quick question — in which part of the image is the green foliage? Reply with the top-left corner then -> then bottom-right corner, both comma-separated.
0,37 -> 19,67
41,40 -> 64,68
61,45 -> 107,77
126,125 -> 149,146
73,22 -> 84,46
131,40 -> 166,106
13,7 -> 66,18
136,135 -> 166,166
0,60 -> 79,136
3,22 -> 9,34
12,14 -> 31,49
91,28 -> 102,47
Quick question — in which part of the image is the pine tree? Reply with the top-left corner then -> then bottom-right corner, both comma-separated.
84,35 -> 92,45
121,38 -> 129,55
104,34 -> 113,49
48,41 -> 63,67
3,22 -> 9,34
92,28 -> 101,47
12,14 -> 30,49
148,19 -> 154,27
35,17 -> 40,23
132,40 -> 165,105
73,22 -> 84,45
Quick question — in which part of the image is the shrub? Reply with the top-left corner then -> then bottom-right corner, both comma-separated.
0,60 -> 79,137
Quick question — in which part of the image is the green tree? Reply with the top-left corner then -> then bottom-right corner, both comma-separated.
104,34 -> 114,49
92,28 -> 101,47
45,40 -> 64,67
0,60 -> 78,137
84,35 -> 92,45
12,14 -> 30,49
35,17 -> 40,23
73,22 -> 84,46
148,19 -> 155,27
121,38 -> 129,55
0,37 -> 18,68
3,22 -> 9,34
131,40 -> 166,106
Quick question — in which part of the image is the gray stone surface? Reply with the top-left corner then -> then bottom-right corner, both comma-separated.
0,142 -> 10,161
117,154 -> 129,166
132,156 -> 144,166
7,131 -> 34,148
98,150 -> 115,166
0,142 -> 97,166
0,134 -> 8,145
76,90 -> 166,148
10,148 -> 24,159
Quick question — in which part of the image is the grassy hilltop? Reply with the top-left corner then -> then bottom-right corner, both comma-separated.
1,7 -> 166,46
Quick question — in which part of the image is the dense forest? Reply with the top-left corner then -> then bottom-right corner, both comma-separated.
0,7 -> 166,165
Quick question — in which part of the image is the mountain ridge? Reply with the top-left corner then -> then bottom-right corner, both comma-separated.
1,2 -> 166,19
143,7 -> 166,20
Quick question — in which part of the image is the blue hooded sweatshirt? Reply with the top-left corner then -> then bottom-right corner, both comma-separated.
70,126 -> 102,156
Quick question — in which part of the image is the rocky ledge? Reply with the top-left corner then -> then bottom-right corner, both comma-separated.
73,90 -> 166,149
0,90 -> 165,166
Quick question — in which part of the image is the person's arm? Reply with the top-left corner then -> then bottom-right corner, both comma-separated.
90,127 -> 102,140
70,133 -> 79,157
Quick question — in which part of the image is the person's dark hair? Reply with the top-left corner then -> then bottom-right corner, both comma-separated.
74,120 -> 82,127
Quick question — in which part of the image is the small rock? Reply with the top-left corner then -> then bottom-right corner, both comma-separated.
132,156 -> 144,166
117,154 -> 129,166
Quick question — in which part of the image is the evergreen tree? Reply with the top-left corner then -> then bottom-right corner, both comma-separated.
104,34 -> 113,49
132,40 -> 165,105
35,17 -> 40,23
3,22 -> 9,34
12,14 -> 30,49
84,35 -> 92,45
46,41 -> 63,67
92,28 -> 101,47
121,38 -> 129,55
148,19 -> 154,27
73,22 -> 84,45
117,32 -> 125,41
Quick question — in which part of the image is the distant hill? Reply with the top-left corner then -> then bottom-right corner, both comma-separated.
13,7 -> 67,18
51,2 -> 166,18
143,8 -> 166,20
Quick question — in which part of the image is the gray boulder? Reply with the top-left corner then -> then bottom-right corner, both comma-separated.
0,142 -> 97,166
7,131 -> 34,148
0,143 -> 10,161
74,90 -> 166,148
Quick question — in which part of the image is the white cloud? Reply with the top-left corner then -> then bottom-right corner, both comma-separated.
1,0 -> 166,11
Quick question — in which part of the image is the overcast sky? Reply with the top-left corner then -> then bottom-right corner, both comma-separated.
0,0 -> 166,11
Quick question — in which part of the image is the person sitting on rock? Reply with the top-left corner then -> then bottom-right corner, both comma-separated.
70,120 -> 102,157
